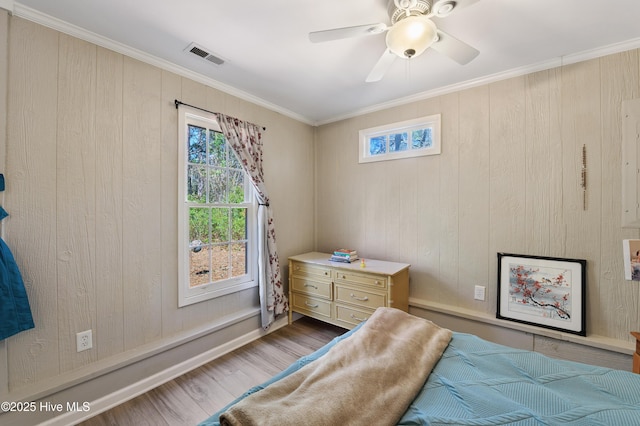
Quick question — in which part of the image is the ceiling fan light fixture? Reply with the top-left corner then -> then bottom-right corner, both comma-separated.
386,16 -> 437,59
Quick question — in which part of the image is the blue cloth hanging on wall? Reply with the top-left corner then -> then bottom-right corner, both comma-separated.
0,206 -> 35,340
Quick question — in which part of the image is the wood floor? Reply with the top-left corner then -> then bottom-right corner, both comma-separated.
77,317 -> 345,426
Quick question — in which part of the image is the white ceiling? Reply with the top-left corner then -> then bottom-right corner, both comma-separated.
9,0 -> 640,125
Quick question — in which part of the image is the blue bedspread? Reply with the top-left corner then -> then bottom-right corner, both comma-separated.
200,327 -> 640,426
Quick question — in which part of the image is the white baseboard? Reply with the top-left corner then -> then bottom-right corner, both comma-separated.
38,315 -> 289,426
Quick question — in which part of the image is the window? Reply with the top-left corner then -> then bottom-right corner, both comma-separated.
178,106 -> 256,307
358,114 -> 441,163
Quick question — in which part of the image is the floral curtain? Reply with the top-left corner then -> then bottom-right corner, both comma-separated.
215,114 -> 288,329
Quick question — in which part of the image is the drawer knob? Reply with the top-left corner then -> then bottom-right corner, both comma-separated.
305,301 -> 319,308
341,274 -> 346,279
375,280 -> 381,285
304,283 -> 318,289
295,266 -> 300,271
324,271 -> 328,275
350,313 -> 367,322
350,293 -> 369,302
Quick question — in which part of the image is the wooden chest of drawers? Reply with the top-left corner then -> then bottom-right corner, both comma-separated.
288,252 -> 410,329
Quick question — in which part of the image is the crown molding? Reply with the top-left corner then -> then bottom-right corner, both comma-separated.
0,0 -> 14,14
315,37 -> 640,126
11,3 -> 315,126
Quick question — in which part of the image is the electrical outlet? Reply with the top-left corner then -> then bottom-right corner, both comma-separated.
76,330 -> 93,352
474,285 -> 486,301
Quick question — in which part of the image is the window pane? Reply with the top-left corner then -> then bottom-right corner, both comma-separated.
211,208 -> 230,242
188,125 -> 207,164
228,145 -> 242,169
230,242 -> 247,278
189,207 -> 210,244
369,135 -> 386,156
208,167 -> 227,203
388,132 -> 408,152
231,207 -> 247,240
189,245 -> 211,287
228,170 -> 245,203
209,130 -> 226,167
187,166 -> 207,203
412,128 -> 433,149
211,244 -> 230,282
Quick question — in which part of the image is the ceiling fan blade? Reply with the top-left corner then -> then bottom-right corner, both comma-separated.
366,49 -> 397,83
430,30 -> 479,65
309,23 -> 388,43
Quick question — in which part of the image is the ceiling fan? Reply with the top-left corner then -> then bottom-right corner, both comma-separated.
309,0 -> 480,82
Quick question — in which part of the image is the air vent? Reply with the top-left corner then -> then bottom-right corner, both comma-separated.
184,42 -> 225,65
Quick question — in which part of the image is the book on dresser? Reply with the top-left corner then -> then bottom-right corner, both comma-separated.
330,248 -> 358,263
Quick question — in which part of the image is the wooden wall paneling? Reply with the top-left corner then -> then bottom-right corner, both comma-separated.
524,70 -> 552,256
488,77 -> 527,314
561,59 -> 603,335
122,57 -> 163,349
205,86 -> 228,116
95,47 -> 125,360
360,163 -> 388,260
352,119 -> 373,255
457,86 -> 490,310
382,155 -> 417,263
636,49 -> 640,332
0,9 -> 7,176
353,112 -> 389,259
0,9 -> 7,398
6,18 -> 61,389
334,120 -> 363,252
314,123 -> 347,252
356,117 -> 388,260
259,112 -> 316,259
360,113 -> 390,258
182,77 -> 208,108
599,51 -> 640,340
533,335 -> 631,371
547,68 -> 566,257
159,71 -> 183,335
412,97 -> 443,301
56,34 -> 98,372
433,93 -> 460,305
378,104 -> 419,263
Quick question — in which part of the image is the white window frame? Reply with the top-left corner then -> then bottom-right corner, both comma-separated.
177,105 -> 257,307
358,114 -> 441,163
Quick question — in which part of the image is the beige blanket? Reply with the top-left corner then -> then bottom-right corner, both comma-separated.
219,307 -> 452,426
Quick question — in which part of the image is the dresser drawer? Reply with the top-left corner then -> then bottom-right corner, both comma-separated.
291,293 -> 332,319
288,253 -> 410,330
334,285 -> 385,309
291,261 -> 332,280
334,271 -> 386,289
291,277 -> 332,299
335,304 -> 373,327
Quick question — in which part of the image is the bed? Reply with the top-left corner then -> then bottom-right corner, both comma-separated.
199,308 -> 640,426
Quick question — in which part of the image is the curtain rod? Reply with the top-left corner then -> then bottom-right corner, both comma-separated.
174,99 -> 266,131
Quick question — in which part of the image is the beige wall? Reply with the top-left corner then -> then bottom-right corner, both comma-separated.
315,49 -> 640,350
0,14 -> 315,409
